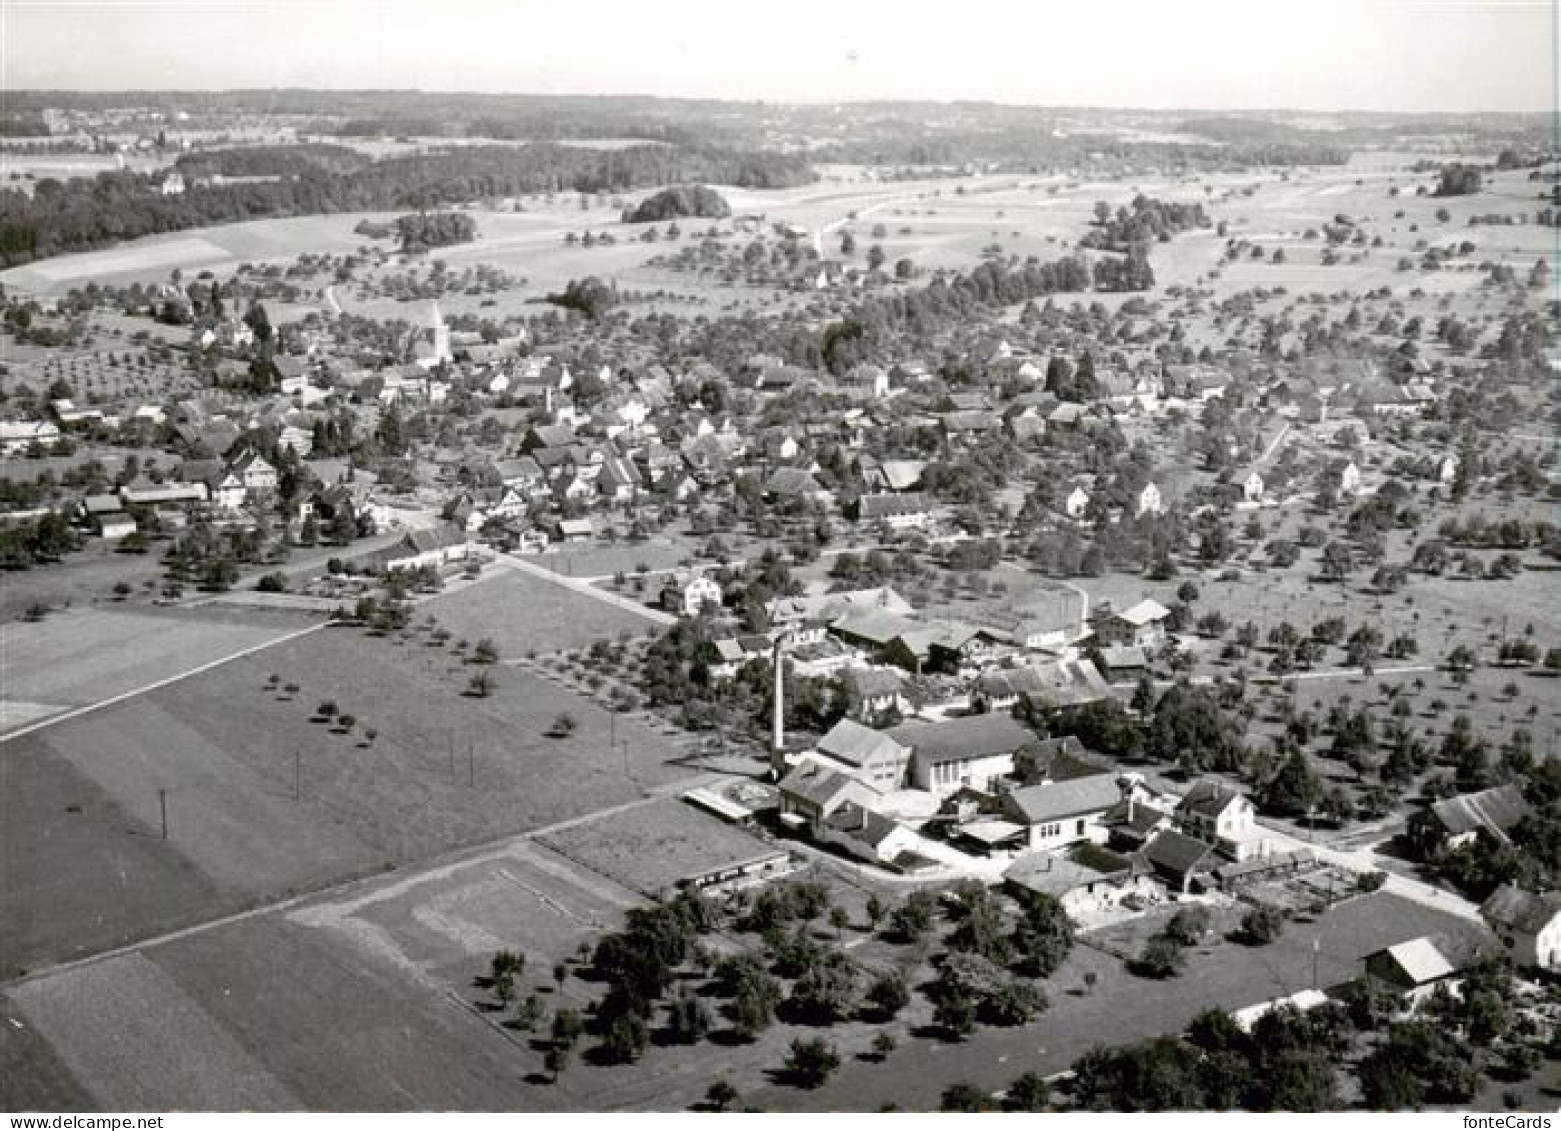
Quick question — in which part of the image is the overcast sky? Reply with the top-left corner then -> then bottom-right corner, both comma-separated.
2,0 -> 1554,113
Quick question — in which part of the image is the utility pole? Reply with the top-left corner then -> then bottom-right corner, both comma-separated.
158,788 -> 168,840
468,743 -> 474,788
1311,937 -> 1320,990
294,750 -> 301,803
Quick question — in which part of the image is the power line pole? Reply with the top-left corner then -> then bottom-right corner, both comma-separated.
294,750 -> 301,803
158,788 -> 168,840
1311,937 -> 1320,990
468,743 -> 474,788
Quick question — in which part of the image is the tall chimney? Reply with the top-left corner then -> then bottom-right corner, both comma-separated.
771,638 -> 785,757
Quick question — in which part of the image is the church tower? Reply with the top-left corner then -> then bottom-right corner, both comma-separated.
429,301 -> 451,364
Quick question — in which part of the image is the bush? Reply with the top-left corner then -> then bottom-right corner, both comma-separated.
1239,905 -> 1285,945
256,571 -> 287,592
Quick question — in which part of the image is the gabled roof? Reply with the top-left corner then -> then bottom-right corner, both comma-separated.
889,714 -> 1033,766
1115,598 -> 1171,627
778,757 -> 878,810
1427,784 -> 1530,842
1371,937 -> 1456,986
1142,828 -> 1215,876
1481,884 -> 1561,934
824,801 -> 908,849
816,719 -> 909,768
1003,773 -> 1123,825
1176,780 -> 1251,821
1004,851 -> 1120,898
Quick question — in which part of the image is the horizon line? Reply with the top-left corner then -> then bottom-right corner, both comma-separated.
6,88 -> 1558,119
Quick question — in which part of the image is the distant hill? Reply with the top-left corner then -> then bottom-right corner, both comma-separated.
625,185 -> 730,224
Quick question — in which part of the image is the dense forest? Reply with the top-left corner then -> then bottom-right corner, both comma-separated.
0,142 -> 814,268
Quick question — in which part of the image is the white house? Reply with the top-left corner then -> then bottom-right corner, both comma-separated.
1064,485 -> 1090,520
1481,885 -> 1561,973
1136,482 -> 1163,517
663,572 -> 722,616
894,714 -> 1033,798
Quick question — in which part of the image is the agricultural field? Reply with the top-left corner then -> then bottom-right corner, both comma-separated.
0,604 -> 320,733
0,618 -> 703,974
417,565 -> 658,656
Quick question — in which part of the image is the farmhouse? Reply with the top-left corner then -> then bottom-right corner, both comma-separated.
1480,884 -> 1561,973
851,491 -> 932,529
817,802 -> 921,866
1408,783 -> 1530,855
1141,829 -> 1217,894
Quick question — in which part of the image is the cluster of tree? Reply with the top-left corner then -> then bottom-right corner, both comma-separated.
623,185 -> 731,223
394,210 -> 478,254
1091,248 -> 1156,292
0,509 -> 79,569
1080,195 -> 1212,254
586,890 -> 718,1063
1432,164 -> 1484,197
548,276 -> 618,320
1073,1001 -> 1349,1111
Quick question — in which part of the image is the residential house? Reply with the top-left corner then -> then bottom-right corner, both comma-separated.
1003,848 -> 1158,920
1094,599 -> 1172,649
971,658 -> 1113,713
999,772 -> 1127,850
1174,781 -> 1266,861
1136,482 -> 1163,517
230,450 -> 278,494
1480,884 -> 1561,973
661,571 -> 722,616
1064,485 -> 1090,520
817,802 -> 922,866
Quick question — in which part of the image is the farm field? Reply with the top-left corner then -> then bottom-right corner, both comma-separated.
417,566 -> 657,656
0,741 -> 222,977
0,604 -> 320,732
0,620 -> 705,974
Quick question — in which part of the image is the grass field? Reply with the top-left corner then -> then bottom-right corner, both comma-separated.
418,567 -> 657,656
